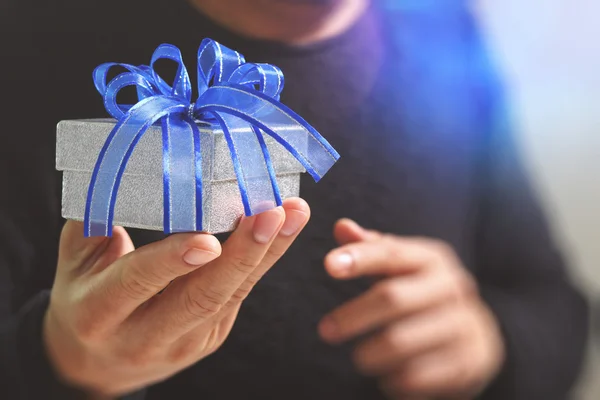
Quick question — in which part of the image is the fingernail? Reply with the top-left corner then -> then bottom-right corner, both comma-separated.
183,248 -> 217,266
253,208 -> 284,244
280,210 -> 308,237
330,252 -> 354,276
319,317 -> 339,341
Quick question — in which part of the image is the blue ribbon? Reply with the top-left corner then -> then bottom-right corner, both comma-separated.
84,39 -> 340,237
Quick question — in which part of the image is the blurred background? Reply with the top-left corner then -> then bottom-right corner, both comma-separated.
474,0 -> 600,398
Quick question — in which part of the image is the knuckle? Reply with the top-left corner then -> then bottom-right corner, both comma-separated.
229,255 -> 258,274
150,261 -> 178,284
423,237 -> 455,262
244,274 -> 260,289
123,347 -> 155,368
141,261 -> 168,284
384,326 -> 406,350
183,287 -> 223,319
229,283 -> 253,303
167,341 -> 199,365
446,269 -> 476,301
265,246 -> 286,261
455,270 -> 478,297
381,237 -> 402,260
119,270 -> 162,300
376,281 -> 403,308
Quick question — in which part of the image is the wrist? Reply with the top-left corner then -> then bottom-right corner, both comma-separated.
14,291 -> 95,399
43,308 -> 103,398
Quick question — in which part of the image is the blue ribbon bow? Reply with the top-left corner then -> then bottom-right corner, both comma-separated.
84,39 -> 339,237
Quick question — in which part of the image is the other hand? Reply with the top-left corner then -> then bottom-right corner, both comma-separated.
319,219 -> 504,399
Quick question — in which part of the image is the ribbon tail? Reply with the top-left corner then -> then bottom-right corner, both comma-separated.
161,117 -> 171,233
196,84 -> 340,183
253,125 -> 282,206
161,116 -> 204,234
84,96 -> 186,237
211,112 -> 281,216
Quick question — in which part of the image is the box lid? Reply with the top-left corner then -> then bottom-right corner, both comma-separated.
56,119 -> 305,181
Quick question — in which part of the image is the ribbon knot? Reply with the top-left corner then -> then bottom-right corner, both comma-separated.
187,103 -> 196,120
84,38 -> 339,237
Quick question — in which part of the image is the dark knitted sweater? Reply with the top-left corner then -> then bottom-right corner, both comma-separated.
0,1 -> 588,399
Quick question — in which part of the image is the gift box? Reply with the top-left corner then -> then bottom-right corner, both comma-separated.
56,119 -> 305,234
55,39 -> 339,237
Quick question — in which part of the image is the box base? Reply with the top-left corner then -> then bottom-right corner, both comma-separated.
62,171 -> 302,234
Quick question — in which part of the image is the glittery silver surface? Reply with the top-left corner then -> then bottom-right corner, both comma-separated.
57,119 -> 304,233
56,119 -> 304,179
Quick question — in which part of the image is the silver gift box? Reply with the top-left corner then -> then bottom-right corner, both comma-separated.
56,119 -> 305,234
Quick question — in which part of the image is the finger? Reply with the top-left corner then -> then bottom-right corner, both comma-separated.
57,221 -> 134,276
85,232 -> 222,329
353,308 -> 466,375
175,199 -> 309,357
58,220 -> 106,262
380,347 -> 477,398
139,207 -> 285,340
334,218 -> 381,245
319,271 -> 463,343
226,198 -> 310,308
325,237 -> 444,279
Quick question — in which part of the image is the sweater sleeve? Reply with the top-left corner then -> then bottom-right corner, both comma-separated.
0,290 -> 148,399
471,48 -> 589,400
0,4 -> 146,399
0,219 -> 89,399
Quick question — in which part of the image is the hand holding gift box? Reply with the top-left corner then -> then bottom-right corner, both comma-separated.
56,39 -> 339,236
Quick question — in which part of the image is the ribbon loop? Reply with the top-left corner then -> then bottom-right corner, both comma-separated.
197,38 -> 245,94
150,44 -> 192,101
102,72 -> 156,119
93,63 -> 159,119
229,63 -> 285,99
85,39 -> 339,237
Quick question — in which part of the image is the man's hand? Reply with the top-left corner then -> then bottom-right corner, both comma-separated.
44,198 -> 310,397
319,219 -> 505,399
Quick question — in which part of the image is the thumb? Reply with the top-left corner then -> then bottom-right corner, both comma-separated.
57,220 -> 135,276
334,219 -> 381,245
87,231 -> 221,328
